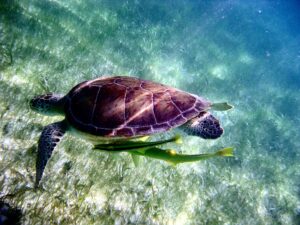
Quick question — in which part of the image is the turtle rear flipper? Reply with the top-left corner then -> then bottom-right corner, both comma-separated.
211,102 -> 233,111
35,120 -> 67,188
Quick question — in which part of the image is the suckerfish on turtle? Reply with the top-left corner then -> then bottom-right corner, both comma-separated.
30,76 -> 233,188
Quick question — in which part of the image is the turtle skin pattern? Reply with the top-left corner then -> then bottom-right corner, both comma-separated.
65,76 -> 211,137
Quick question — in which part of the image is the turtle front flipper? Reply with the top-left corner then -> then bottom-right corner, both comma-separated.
183,112 -> 223,139
35,120 -> 67,188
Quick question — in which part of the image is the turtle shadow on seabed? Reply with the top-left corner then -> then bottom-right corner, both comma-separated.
0,200 -> 22,225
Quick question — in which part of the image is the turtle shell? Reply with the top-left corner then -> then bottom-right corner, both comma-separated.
65,76 -> 211,137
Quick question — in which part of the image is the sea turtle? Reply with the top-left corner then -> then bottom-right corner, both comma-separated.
30,76 -> 232,187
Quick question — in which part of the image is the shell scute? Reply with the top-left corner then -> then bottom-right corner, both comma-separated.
70,85 -> 99,124
169,90 -> 197,111
125,88 -> 156,126
95,128 -> 113,136
169,115 -> 187,127
133,127 -> 153,136
91,77 -> 115,86
195,99 -> 210,111
141,81 -> 167,92
93,83 -> 126,128
115,77 -> 140,88
153,92 -> 181,123
115,128 -> 133,136
152,123 -> 171,132
182,108 -> 199,118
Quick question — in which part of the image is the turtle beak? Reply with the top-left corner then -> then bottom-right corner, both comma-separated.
29,97 -> 39,111
29,95 -> 48,113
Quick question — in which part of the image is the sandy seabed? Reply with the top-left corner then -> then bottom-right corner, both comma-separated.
1,0 -> 300,224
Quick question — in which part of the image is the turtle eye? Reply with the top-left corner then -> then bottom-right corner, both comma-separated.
44,94 -> 54,100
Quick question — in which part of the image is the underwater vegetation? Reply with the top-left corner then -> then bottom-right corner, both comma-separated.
1,0 -> 300,224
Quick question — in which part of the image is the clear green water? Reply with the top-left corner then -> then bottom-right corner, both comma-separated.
1,0 -> 300,224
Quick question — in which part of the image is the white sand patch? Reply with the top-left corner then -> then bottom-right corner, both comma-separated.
210,65 -> 228,80
239,53 -> 254,64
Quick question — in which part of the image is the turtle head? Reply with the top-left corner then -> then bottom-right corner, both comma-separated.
184,112 -> 223,139
30,93 -> 65,115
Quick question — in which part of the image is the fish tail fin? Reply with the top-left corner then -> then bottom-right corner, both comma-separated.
131,153 -> 142,167
174,135 -> 183,144
215,147 -> 234,157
